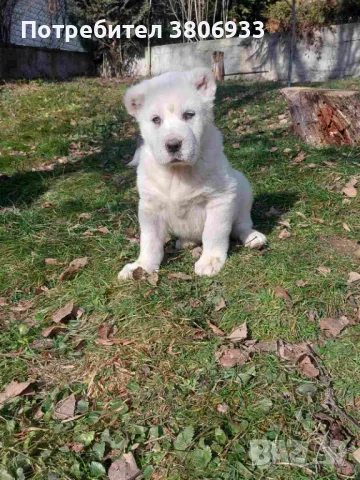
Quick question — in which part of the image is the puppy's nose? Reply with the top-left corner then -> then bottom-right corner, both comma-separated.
166,139 -> 182,154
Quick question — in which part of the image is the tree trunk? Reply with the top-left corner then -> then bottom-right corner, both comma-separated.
281,87 -> 360,146
212,52 -> 225,81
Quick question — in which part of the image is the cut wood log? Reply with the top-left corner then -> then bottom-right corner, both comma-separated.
212,52 -> 225,82
281,87 -> 360,146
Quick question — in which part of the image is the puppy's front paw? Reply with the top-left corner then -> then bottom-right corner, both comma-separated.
118,262 -> 140,280
195,255 -> 226,277
243,230 -> 267,249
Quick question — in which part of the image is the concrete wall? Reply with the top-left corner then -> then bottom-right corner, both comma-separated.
10,0 -> 86,53
0,44 -> 94,80
136,22 -> 360,82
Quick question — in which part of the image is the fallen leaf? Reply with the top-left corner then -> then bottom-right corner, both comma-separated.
323,161 -> 337,167
293,151 -> 307,163
70,119 -> 77,126
217,348 -> 249,368
59,257 -> 89,281
278,220 -> 291,229
147,272 -> 159,286
191,247 -> 203,259
45,258 -> 59,265
98,226 -> 110,234
83,231 -> 94,236
189,298 -> 203,308
227,322 -> 248,342
269,147 -> 278,152
0,381 -> 34,408
0,297 -> 8,306
310,217 -> 325,224
277,341 -> 312,363
317,266 -> 331,275
108,453 -> 140,480
52,301 -> 80,323
342,186 -> 357,198
71,443 -> 85,453
343,223 -> 351,232
41,202 -> 56,208
319,316 -> 349,338
336,459 -> 355,476
284,148 -> 292,153
132,267 -> 146,281
345,177 -> 358,188
214,298 -> 226,312
10,299 -> 33,313
298,355 -> 319,378
275,286 -> 292,306
232,143 -> 240,148
78,213 -> 92,220
95,338 -> 134,346
353,447 -> 360,464
307,310 -> 316,322
53,394 -> 76,420
296,280 -> 309,287
42,325 -> 68,338
348,272 -> 360,284
217,403 -> 229,413
206,320 -> 225,336
168,272 -> 192,281
278,229 -> 291,240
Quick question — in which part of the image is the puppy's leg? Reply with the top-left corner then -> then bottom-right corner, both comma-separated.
232,209 -> 267,249
195,199 -> 233,276
118,204 -> 167,280
175,238 -> 199,250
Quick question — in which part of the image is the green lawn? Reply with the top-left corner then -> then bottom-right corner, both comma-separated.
0,76 -> 359,480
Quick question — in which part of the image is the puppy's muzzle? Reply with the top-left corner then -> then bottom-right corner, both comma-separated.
166,138 -> 182,154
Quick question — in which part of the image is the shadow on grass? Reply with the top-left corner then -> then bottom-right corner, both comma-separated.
0,138 -> 137,209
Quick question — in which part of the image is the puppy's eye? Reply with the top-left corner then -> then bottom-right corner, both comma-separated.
183,111 -> 195,121
152,116 -> 161,125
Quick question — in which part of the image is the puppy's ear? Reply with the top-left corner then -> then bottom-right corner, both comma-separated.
124,81 -> 148,117
190,68 -> 217,99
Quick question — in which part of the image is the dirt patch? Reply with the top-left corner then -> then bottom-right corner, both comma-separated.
322,236 -> 360,259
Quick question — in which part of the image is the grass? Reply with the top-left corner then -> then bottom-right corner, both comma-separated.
0,76 -> 360,480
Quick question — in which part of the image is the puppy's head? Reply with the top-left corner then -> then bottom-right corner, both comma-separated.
124,68 -> 216,166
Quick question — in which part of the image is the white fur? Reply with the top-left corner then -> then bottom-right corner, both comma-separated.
119,68 -> 266,279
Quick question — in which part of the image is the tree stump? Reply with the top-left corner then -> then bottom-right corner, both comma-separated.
281,87 -> 360,146
212,52 -> 225,82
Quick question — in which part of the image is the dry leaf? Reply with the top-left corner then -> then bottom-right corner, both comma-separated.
59,257 -> 89,280
307,310 -> 316,323
348,272 -> 360,284
319,316 -> 349,338
296,280 -> 309,287
53,394 -> 76,420
45,258 -> 59,265
275,286 -> 292,306
277,341 -> 312,363
41,202 -> 56,208
206,320 -> 225,336
227,322 -> 248,342
147,272 -> 159,286
269,147 -> 278,152
0,297 -> 8,306
217,347 -> 250,368
217,403 -> 229,413
278,220 -> 291,229
95,338 -> 134,346
298,355 -> 319,378
42,325 -> 68,338
214,298 -> 226,312
78,213 -> 92,220
98,226 -> 111,234
191,247 -> 203,259
232,143 -> 240,148
310,217 -> 325,224
189,298 -> 203,308
52,301 -> 80,324
132,267 -> 146,281
342,223 -> 351,232
70,119 -> 77,126
345,177 -> 358,188
108,453 -> 140,480
278,229 -> 291,240
336,459 -> 355,477
317,266 -> 331,275
0,381 -> 34,408
10,299 -> 33,313
284,148 -> 292,153
98,323 -> 115,340
353,447 -> 360,464
168,272 -> 192,281
293,151 -> 307,163
342,186 -> 357,198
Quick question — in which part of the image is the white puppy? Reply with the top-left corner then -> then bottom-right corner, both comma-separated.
118,68 -> 267,279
